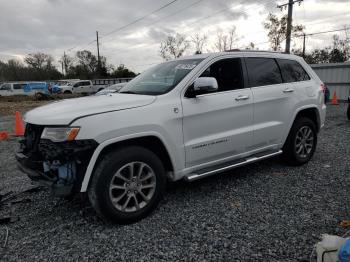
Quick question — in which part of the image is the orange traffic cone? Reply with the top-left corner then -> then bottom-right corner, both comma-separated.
14,111 -> 25,136
0,131 -> 9,140
331,91 -> 339,105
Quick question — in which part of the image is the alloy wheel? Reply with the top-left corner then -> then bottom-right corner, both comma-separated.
109,162 -> 156,213
295,126 -> 314,158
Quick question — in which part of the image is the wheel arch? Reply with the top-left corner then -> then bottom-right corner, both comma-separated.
294,106 -> 320,132
282,105 -> 321,147
80,134 -> 175,192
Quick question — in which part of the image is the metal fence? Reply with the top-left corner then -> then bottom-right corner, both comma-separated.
311,62 -> 350,100
92,78 -> 133,86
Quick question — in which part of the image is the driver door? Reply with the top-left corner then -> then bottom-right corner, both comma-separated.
181,57 -> 254,167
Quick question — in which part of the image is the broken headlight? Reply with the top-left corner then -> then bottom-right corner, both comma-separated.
41,127 -> 80,142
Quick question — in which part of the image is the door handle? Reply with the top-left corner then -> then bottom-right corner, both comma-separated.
235,95 -> 249,101
283,88 -> 294,93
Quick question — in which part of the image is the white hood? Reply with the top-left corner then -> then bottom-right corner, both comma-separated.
24,93 -> 156,125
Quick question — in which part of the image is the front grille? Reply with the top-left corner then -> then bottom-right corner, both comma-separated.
23,124 -> 44,153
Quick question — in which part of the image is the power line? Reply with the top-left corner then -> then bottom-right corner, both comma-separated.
65,0 -> 180,52
101,0 -> 180,38
102,0 -> 208,44
101,0 -> 276,52
296,27 -> 350,37
101,0 -> 277,53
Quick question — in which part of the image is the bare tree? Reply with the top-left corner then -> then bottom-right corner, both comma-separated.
159,34 -> 190,60
213,26 -> 239,52
24,53 -> 54,70
264,13 -> 304,51
191,33 -> 208,54
59,53 -> 74,75
76,50 -> 98,72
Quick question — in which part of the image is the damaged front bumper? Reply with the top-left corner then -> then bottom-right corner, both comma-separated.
16,127 -> 98,197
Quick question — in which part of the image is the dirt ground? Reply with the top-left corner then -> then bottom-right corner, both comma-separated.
0,94 -> 83,116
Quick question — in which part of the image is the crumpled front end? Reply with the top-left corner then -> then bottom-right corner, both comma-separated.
16,123 -> 98,197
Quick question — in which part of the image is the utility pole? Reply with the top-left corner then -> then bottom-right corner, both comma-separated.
96,31 -> 101,76
63,51 -> 67,75
61,60 -> 64,75
277,0 -> 303,53
302,33 -> 306,58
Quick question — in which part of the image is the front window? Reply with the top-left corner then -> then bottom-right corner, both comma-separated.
119,58 -> 204,95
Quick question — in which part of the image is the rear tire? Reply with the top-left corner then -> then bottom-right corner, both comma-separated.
282,117 -> 317,166
88,146 -> 166,224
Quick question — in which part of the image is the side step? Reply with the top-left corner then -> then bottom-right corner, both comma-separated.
186,150 -> 282,182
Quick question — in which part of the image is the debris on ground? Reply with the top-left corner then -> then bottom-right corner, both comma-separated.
340,220 -> 350,228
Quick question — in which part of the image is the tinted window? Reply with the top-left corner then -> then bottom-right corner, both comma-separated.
199,58 -> 244,93
277,59 -> 310,82
0,84 -> 11,90
13,84 -> 24,90
246,58 -> 282,87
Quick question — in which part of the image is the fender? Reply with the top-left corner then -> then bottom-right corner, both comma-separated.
282,104 -> 321,145
80,131 -> 177,192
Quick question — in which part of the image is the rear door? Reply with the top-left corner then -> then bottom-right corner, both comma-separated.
72,81 -> 83,93
182,57 -> 254,167
245,56 -> 298,150
13,83 -> 26,95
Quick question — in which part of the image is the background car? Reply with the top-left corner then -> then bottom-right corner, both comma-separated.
95,83 -> 126,95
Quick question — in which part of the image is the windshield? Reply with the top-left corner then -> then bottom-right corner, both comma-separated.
119,58 -> 204,95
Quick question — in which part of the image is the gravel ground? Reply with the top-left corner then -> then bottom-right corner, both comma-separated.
0,104 -> 350,261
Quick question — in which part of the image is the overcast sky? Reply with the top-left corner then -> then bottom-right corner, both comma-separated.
0,0 -> 349,72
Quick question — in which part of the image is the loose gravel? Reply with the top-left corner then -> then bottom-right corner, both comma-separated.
0,104 -> 350,261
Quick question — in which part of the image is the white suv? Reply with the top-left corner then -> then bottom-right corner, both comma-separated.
60,80 -> 93,94
16,51 -> 326,223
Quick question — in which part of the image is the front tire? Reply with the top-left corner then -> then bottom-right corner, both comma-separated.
88,146 -> 166,224
282,117 -> 317,166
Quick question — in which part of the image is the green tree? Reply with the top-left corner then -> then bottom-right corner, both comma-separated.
111,64 -> 136,78
264,13 -> 304,51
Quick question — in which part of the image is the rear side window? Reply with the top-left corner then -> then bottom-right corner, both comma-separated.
13,84 -> 23,90
277,59 -> 310,83
245,58 -> 282,87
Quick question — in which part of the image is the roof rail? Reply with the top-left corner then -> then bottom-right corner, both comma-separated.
226,49 -> 287,54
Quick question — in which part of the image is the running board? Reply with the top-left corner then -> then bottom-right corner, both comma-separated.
186,150 -> 282,182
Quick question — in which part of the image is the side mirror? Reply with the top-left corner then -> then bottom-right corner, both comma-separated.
193,77 -> 218,93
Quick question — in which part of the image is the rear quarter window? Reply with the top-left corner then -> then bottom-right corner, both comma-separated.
277,59 -> 310,83
245,58 -> 283,87
13,84 -> 24,90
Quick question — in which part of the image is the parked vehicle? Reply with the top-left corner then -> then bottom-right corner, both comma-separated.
17,51 -> 326,223
95,83 -> 126,95
0,82 -> 51,96
60,80 -> 94,94
93,78 -> 133,92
